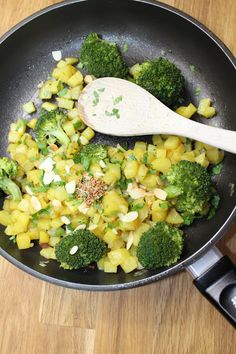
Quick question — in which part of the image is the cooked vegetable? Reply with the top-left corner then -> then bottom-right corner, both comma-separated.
74,143 -> 107,170
197,98 -> 216,118
35,109 -> 69,147
137,221 -> 183,269
80,32 -> 128,78
163,160 -> 214,224
55,230 -> 107,269
0,157 -> 22,201
131,57 -> 184,107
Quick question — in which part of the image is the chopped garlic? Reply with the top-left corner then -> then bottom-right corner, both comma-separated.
88,224 -> 97,231
39,157 -> 55,172
153,188 -> 167,200
95,172 -> 104,177
126,232 -> 134,250
65,180 -> 76,194
99,160 -> 106,168
61,216 -> 71,225
69,245 -> 78,255
52,50 -> 62,61
52,199 -> 62,209
65,160 -> 74,174
43,171 -> 55,185
74,224 -> 86,231
118,211 -> 138,223
53,174 -> 61,182
31,196 -> 42,211
156,175 -> 164,186
78,202 -> 89,214
25,185 -> 33,196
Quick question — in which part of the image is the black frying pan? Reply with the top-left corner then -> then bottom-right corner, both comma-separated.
0,0 -> 236,326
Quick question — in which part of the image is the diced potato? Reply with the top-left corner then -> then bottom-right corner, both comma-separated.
104,259 -> 118,273
129,63 -> 141,79
181,151 -> 195,162
164,136 -> 181,150
51,217 -> 64,229
0,210 -> 12,226
65,57 -> 79,65
109,238 -> 125,250
197,98 -> 216,118
166,208 -> 184,224
62,121 -> 76,137
39,231 -> 50,244
52,64 -> 77,83
103,163 -> 121,185
152,199 -> 168,222
41,102 -> 57,111
8,131 -> 21,143
40,247 -> 56,260
16,233 -> 32,249
49,236 -> 61,247
136,164 -> 148,182
152,135 -> 163,146
56,97 -> 74,110
28,229 -> 39,240
141,174 -> 157,189
124,160 -> 139,179
206,148 -> 223,164
47,187 -> 68,202
102,191 -> 128,216
120,256 -> 138,273
26,170 -> 42,185
151,157 -> 171,173
70,85 -> 82,100
108,248 -> 130,266
67,70 -> 83,87
5,212 -> 30,235
195,152 -> 209,167
17,199 -> 30,213
176,103 -> 197,118
147,144 -> 157,155
23,101 -> 36,114
81,127 -> 95,141
133,223 -> 150,246
156,148 -> 167,158
37,218 -> 51,230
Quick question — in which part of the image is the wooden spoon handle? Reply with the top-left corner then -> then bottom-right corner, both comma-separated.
160,112 -> 236,154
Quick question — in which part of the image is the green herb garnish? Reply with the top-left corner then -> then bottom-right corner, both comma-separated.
211,162 -> 223,175
122,43 -> 129,53
77,62 -> 84,69
113,96 -> 123,105
194,86 -> 201,96
93,90 -> 100,106
143,152 -> 148,164
57,87 -> 68,97
189,64 -> 195,73
131,203 -> 144,211
105,108 -> 120,119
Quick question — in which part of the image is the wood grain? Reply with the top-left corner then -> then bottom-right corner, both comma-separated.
0,1 -> 236,353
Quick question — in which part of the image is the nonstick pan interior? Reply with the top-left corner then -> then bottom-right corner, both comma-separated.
0,0 -> 235,289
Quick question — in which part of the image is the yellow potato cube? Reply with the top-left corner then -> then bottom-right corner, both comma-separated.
51,217 -> 64,229
28,229 -> 39,240
166,208 -> 184,224
103,191 -> 128,216
27,118 -> 37,129
17,199 -> 30,213
62,121 -> 76,137
136,164 -> 148,182
141,174 -> 157,189
197,98 -> 216,118
151,157 -> 171,173
206,148 -> 222,164
176,103 -> 197,118
65,57 -> 79,65
81,127 -> 95,141
37,218 -> 51,230
108,248 -> 130,266
41,102 -> 57,111
124,160 -> 139,179
103,229 -> 118,245
156,148 -> 167,158
164,136 -> 181,150
40,247 -> 56,260
16,233 -> 32,249
26,170 -> 42,184
0,210 -> 12,226
120,256 -> 138,273
56,97 -> 74,110
23,101 -> 36,114
103,164 -> 121,185
133,223 -> 150,246
67,70 -> 83,87
104,260 -> 118,273
52,64 -> 77,83
39,231 -> 50,244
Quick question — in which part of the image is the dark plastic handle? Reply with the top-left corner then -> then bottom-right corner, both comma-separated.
194,256 -> 236,327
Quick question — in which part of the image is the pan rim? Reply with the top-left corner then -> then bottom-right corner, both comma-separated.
0,0 -> 235,290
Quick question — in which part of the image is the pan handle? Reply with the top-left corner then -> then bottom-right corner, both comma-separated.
187,247 -> 236,327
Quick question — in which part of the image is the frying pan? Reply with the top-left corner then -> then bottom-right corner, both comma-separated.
0,0 -> 236,326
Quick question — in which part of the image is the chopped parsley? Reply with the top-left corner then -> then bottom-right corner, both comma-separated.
77,62 -> 84,69
128,154 -> 137,161
122,43 -> 129,53
194,86 -> 201,96
9,235 -> 17,243
189,64 -> 195,73
207,194 -> 220,220
211,162 -> 223,175
105,108 -> 120,119
159,201 -> 171,209
73,120 -> 82,129
149,169 -> 157,175
143,152 -> 148,164
113,96 -> 123,105
31,206 -> 51,225
92,91 -> 100,106
57,87 -> 68,97
131,203 -> 144,211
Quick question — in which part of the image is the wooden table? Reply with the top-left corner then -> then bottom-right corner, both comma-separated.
0,1 -> 236,353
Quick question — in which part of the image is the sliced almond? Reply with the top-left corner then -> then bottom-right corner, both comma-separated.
61,216 -> 71,225
52,199 -> 62,209
78,202 -> 89,214
69,245 -> 79,255
31,196 -> 42,211
65,180 -> 76,194
25,185 -> 34,196
118,211 -> 138,223
126,232 -> 134,250
43,171 -> 55,185
153,188 -> 167,200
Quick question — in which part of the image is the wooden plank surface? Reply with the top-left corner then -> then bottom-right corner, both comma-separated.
0,0 -> 236,353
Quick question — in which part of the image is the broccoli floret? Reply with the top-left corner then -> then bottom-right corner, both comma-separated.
0,157 -> 22,201
74,143 -> 107,170
163,160 -> 214,224
133,57 -> 184,107
55,230 -> 106,269
80,33 -> 128,78
137,221 -> 183,269
35,109 -> 69,147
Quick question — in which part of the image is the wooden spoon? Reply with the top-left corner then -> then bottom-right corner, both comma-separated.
78,77 -> 236,154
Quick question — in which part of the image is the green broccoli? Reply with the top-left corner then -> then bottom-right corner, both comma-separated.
55,230 -> 107,269
137,221 -> 183,269
80,32 -> 128,78
163,160 -> 214,224
74,143 -> 107,170
35,109 -> 69,147
131,57 -> 184,107
0,157 -> 22,201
